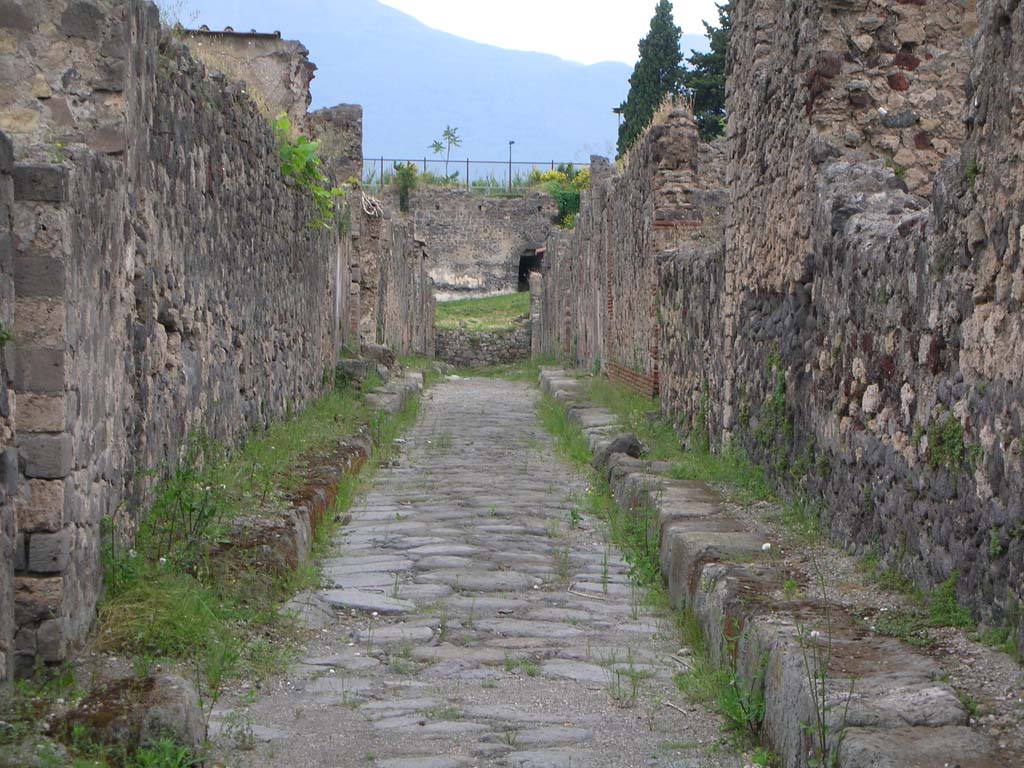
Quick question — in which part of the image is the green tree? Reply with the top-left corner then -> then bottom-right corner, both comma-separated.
682,3 -> 731,140
430,125 -> 462,180
617,0 -> 684,157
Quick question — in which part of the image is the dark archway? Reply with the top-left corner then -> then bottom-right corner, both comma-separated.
517,248 -> 544,292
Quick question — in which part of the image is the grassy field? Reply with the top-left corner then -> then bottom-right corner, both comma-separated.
435,292 -> 529,332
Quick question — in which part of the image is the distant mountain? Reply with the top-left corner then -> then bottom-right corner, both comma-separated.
192,0 -> 708,165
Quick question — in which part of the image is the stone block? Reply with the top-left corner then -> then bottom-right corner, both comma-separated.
14,626 -> 35,654
18,393 -> 68,433
0,446 -> 17,497
13,255 -> 66,298
20,433 -> 72,479
13,531 -> 25,571
12,347 -> 65,393
35,618 -> 66,662
0,232 -> 13,275
27,529 -> 70,573
14,575 -> 62,625
13,165 -> 69,203
0,131 -> 12,173
60,1 -> 104,40
17,479 -> 64,533
14,299 -> 66,348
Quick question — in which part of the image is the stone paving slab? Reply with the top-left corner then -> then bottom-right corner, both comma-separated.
209,376 -> 739,768
539,368 -> 1012,768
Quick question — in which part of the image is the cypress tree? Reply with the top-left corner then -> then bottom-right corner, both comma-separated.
616,0 -> 684,157
681,3 -> 732,140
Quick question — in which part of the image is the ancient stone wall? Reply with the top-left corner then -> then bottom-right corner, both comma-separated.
310,104 -> 363,184
532,107 -> 714,397
0,0 -> 433,675
0,131 -> 17,682
435,319 -> 530,368
351,210 -> 435,358
535,0 -> 1024,640
181,27 -> 314,131
407,189 -> 556,299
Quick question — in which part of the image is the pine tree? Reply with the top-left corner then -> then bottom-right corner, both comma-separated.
681,3 -> 731,140
616,0 -> 684,157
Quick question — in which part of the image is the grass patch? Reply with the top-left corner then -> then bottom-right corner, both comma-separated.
94,379 -> 421,714
435,292 -> 529,332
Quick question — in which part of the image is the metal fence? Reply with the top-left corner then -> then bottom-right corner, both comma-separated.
361,157 -> 591,196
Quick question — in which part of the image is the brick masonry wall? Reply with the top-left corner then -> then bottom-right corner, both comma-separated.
435,319 -> 530,368
0,0 -> 433,675
406,189 -> 556,298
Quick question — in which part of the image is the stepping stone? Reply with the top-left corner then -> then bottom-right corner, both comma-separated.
472,619 -> 585,639
319,589 -> 415,615
302,649 -> 381,672
357,623 -> 434,645
516,727 -> 593,748
411,643 -> 508,666
375,759 -> 471,768
417,570 -> 539,592
279,591 -> 337,630
504,749 -> 595,767
539,660 -> 608,684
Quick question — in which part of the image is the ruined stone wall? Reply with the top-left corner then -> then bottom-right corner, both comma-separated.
181,28 -> 314,131
532,107 -> 712,396
351,210 -> 435,358
537,0 -> 1023,638
0,132 -> 17,682
407,189 -> 556,298
310,104 -> 363,184
435,319 -> 530,368
0,0 -> 373,675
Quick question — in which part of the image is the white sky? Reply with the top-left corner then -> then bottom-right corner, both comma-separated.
376,0 -> 721,65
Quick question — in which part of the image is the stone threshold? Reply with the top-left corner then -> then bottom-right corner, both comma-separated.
538,367 -> 1012,768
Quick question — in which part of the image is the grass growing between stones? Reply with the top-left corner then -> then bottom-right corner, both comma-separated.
435,292 -> 530,332
81,379 -> 422,763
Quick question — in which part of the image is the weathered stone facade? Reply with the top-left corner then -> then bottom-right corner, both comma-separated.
0,0 -> 433,678
435,318 -> 530,368
534,0 -> 1024,643
532,111 -> 723,396
406,189 -> 556,299
0,131 -> 17,682
181,27 -> 315,131
310,104 -> 364,184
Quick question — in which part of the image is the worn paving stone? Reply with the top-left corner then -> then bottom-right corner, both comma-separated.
208,378 -> 741,768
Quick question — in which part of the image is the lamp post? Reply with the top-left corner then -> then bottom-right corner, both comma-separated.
508,140 -> 515,192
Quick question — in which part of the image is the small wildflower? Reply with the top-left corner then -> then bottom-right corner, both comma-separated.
761,542 -> 772,552
810,630 -> 822,641
129,549 -> 137,558
158,557 -> 167,566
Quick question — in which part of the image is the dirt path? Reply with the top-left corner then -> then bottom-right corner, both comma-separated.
210,377 -> 740,768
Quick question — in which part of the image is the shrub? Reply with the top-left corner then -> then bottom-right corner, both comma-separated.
273,114 -> 344,228
393,162 -> 418,212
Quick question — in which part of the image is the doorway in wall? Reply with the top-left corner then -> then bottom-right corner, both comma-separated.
517,248 -> 544,291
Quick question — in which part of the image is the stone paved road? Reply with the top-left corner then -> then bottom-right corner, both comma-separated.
211,378 -> 740,768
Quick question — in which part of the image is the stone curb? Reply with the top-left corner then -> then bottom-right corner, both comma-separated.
222,372 -> 424,581
538,368 -> 1007,768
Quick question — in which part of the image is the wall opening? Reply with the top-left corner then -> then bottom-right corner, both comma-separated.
517,248 -> 543,291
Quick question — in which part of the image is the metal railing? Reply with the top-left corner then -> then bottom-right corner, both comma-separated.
361,157 -> 590,196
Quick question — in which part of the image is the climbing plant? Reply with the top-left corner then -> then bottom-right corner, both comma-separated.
273,114 -> 345,228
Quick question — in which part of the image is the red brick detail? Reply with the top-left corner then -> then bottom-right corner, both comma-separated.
887,72 -> 910,91
607,361 -> 659,398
